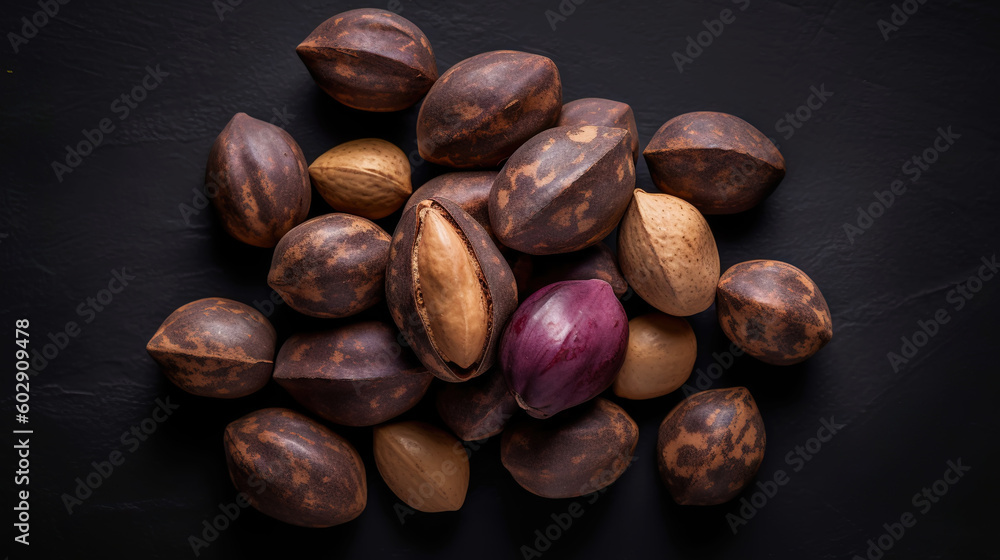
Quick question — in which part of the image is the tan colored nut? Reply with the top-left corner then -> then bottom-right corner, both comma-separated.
308,139 -> 411,220
617,189 -> 720,316
373,421 -> 469,512
415,205 -> 489,369
613,313 -> 696,400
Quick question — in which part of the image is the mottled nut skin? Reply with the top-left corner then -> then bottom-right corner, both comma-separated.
295,9 -> 437,112
716,260 -> 833,365
404,171 -> 499,241
417,50 -> 562,168
308,139 -> 412,220
617,189 -> 720,316
146,298 -> 275,398
490,126 -> 635,255
436,370 -> 518,441
386,197 -> 518,382
268,214 -> 390,318
273,321 -> 433,427
501,398 -> 638,499
557,98 -> 639,163
206,113 -> 311,247
373,421 -> 470,512
511,243 -> 628,300
644,112 -> 786,214
657,387 -> 765,506
224,408 -> 367,527
613,313 -> 696,400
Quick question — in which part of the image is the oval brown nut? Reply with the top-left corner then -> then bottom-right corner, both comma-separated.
490,126 -> 635,255
501,398 -> 638,499
556,97 -> 639,163
613,313 -> 696,400
617,189 -> 720,316
417,50 -> 562,168
436,370 -> 518,441
404,171 -> 499,240
373,421 -> 470,512
657,387 -> 765,506
717,260 -> 833,365
511,243 -> 628,300
206,113 -> 311,247
224,408 -> 366,527
295,9 -> 437,112
386,197 -> 518,382
308,139 -> 412,220
644,111 -> 786,214
268,214 -> 390,318
146,298 -> 275,398
273,321 -> 433,427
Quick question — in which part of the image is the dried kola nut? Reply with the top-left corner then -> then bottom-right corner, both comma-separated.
490,125 -> 635,255
556,97 -> 639,162
417,50 -> 562,168
501,398 -> 638,499
386,197 -> 518,382
373,421 -> 470,512
308,139 -> 412,220
146,298 -> 275,398
206,113 -> 311,247
617,189 -> 720,316
657,387 -> 765,506
296,8 -> 438,112
643,111 -> 786,214
273,321 -> 433,426
268,214 -> 390,318
224,408 -> 367,527
404,171 -> 499,241
511,243 -> 628,300
436,370 -> 518,441
716,259 -> 833,365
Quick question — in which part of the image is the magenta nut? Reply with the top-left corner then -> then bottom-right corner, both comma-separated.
499,279 -> 628,418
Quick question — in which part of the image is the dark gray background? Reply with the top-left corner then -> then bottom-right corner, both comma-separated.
3,0 -> 998,558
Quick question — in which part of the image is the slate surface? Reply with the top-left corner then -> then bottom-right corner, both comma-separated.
2,0 -> 998,558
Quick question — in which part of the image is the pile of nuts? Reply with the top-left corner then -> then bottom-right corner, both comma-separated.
145,8 -> 833,528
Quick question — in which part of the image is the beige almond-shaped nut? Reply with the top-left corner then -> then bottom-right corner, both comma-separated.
416,205 -> 489,369
309,139 -> 411,220
373,421 -> 469,512
612,313 -> 696,400
617,189 -> 720,316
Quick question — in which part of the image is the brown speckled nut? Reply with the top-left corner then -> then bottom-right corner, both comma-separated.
511,243 -> 628,300
643,111 -> 786,214
417,50 -> 562,168
268,214 -> 391,318
146,298 -> 275,398
657,387 -> 766,506
556,98 -> 640,163
500,398 -> 638,499
206,113 -> 311,247
436,370 -> 518,441
295,9 -> 438,112
224,408 -> 367,527
490,126 -> 635,255
273,321 -> 433,427
716,260 -> 833,365
404,171 -> 499,241
385,197 -> 518,382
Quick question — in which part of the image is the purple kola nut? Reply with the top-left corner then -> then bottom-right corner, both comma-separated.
500,279 -> 628,418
